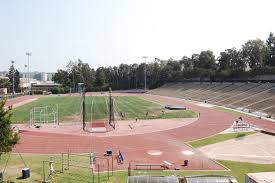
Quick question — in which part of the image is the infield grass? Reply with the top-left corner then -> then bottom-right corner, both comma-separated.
11,96 -> 197,123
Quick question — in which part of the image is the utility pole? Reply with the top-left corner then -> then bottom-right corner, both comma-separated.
82,91 -> 85,130
109,87 -> 114,129
109,88 -> 112,125
11,61 -> 15,97
26,52 -> 32,95
78,83 -> 86,131
24,65 -> 27,92
142,56 -> 148,91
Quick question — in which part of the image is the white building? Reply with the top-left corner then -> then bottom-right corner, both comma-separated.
20,72 -> 55,82
19,78 -> 40,89
41,72 -> 55,81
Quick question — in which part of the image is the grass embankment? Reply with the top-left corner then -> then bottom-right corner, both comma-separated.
1,153 -> 275,183
11,96 -> 197,123
188,132 -> 256,148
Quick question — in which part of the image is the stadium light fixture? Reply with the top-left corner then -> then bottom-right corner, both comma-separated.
26,52 -> 32,95
142,56 -> 148,90
11,60 -> 15,97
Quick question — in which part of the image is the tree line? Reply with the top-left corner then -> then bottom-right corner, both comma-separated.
0,65 -> 20,93
53,32 -> 275,92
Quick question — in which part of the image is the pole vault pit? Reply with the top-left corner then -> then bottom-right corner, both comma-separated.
164,105 -> 186,110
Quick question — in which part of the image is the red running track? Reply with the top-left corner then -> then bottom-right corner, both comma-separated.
4,95 -> 39,108
13,94 -> 275,171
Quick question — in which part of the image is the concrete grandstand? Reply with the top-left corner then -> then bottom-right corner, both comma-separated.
149,82 -> 275,119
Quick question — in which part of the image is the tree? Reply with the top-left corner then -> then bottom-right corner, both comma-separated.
266,32 -> 275,66
242,39 -> 269,69
51,33 -> 275,91
0,78 -> 10,89
218,48 -> 246,71
147,62 -> 161,88
180,56 -> 193,70
0,99 -> 19,154
7,65 -> 20,93
218,50 -> 231,71
195,51 -> 216,69
94,67 -> 107,89
53,69 -> 71,86
53,60 -> 96,91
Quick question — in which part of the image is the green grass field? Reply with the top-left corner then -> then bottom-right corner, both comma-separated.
11,96 -> 197,123
1,153 -> 275,183
188,132 -> 256,148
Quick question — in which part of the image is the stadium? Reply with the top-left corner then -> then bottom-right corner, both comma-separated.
1,1 -> 275,183
1,80 -> 275,182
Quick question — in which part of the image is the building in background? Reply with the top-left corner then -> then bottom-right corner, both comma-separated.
0,76 -> 9,95
20,72 -> 55,82
31,83 -> 61,94
19,72 -> 56,93
19,78 -> 40,91
0,88 -> 7,95
40,72 -> 55,82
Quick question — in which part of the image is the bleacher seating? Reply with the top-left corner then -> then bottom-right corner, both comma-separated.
148,82 -> 275,118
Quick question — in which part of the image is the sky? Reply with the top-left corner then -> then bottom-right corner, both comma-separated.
0,0 -> 274,72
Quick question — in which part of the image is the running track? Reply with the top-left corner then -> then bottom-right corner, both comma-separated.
12,94 -> 275,171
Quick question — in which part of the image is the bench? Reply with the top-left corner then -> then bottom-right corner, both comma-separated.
117,150 -> 124,164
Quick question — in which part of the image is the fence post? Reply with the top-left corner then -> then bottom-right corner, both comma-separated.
67,151 -> 70,170
128,162 -> 131,176
62,153 -> 64,173
43,161 -> 46,183
107,158 -> 109,180
92,166 -> 95,183
112,155 -> 113,176
97,164 -> 100,182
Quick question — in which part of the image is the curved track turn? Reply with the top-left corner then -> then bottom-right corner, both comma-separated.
12,94 -> 275,171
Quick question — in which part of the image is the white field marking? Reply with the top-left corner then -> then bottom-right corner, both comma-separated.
163,161 -> 172,166
147,150 -> 163,156
181,150 -> 194,155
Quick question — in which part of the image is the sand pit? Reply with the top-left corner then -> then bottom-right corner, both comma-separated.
199,133 -> 275,164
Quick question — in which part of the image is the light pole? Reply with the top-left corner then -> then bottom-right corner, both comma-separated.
26,52 -> 32,94
142,56 -> 148,90
11,61 -> 15,97
24,64 -> 28,92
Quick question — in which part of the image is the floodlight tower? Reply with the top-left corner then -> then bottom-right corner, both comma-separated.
24,65 -> 27,92
11,60 -> 15,97
26,52 -> 32,94
142,56 -> 148,91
